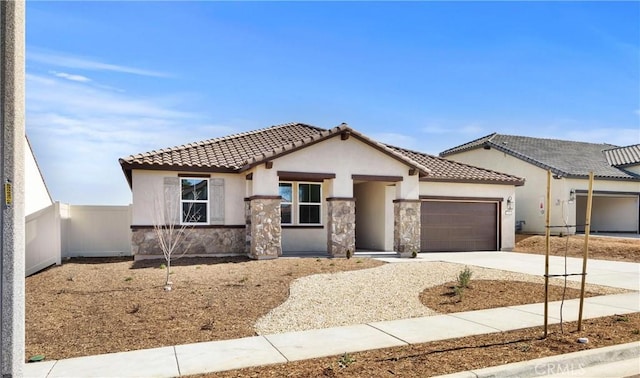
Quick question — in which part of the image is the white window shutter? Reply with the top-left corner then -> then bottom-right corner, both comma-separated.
210,178 -> 225,225
163,177 -> 180,225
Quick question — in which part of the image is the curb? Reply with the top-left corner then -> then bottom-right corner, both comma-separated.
434,341 -> 640,378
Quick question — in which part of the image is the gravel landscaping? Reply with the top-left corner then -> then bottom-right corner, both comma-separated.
255,262 -> 623,335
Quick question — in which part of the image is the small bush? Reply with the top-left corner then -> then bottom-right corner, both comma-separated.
338,352 -> 355,368
457,266 -> 473,289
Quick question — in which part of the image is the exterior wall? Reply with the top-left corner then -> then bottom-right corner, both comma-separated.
250,135 -> 420,254
131,226 -> 245,258
420,181 -> 516,251
354,182 -> 388,250
131,170 -> 246,226
279,179 -> 329,252
282,228 -> 325,252
274,136 -> 419,198
25,137 -> 52,215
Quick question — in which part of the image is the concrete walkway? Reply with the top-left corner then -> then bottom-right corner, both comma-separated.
24,252 -> 640,378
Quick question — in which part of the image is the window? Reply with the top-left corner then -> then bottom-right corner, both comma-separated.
279,182 -> 322,225
298,183 -> 321,224
181,178 -> 208,224
279,183 -> 293,224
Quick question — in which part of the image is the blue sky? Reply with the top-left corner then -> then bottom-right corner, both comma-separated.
26,1 -> 639,205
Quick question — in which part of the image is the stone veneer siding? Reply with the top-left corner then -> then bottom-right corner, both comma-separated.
393,200 -> 421,257
131,226 -> 245,258
247,196 -> 282,259
326,198 -> 356,257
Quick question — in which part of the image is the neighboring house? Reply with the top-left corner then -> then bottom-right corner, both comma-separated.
441,134 -> 640,236
25,136 -> 53,215
119,123 -> 524,260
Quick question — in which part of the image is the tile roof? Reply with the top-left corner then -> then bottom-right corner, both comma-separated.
119,122 -> 524,187
604,144 -> 640,167
440,133 -> 640,181
386,145 -> 524,186
120,122 -> 326,172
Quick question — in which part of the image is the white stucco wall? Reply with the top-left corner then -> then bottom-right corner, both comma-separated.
25,137 -> 52,215
444,148 -> 640,234
130,170 -> 246,225
420,181 -> 517,251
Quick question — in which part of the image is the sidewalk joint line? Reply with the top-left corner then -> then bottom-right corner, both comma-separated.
262,335 -> 290,363
365,323 -> 411,345
173,346 -> 182,377
445,313 -> 504,333
45,359 -> 58,377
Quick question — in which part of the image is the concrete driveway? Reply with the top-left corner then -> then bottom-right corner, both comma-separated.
382,251 -> 639,291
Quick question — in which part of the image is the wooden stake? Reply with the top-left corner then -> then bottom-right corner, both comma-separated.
578,172 -> 594,331
544,170 -> 551,338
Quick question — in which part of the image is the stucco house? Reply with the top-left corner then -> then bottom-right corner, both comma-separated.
119,123 -> 524,260
441,134 -> 640,236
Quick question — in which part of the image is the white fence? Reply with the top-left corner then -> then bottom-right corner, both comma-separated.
25,202 -> 132,276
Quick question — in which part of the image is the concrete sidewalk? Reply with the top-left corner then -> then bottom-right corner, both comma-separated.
24,292 -> 640,378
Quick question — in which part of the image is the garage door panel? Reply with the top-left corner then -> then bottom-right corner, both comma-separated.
421,201 -> 497,252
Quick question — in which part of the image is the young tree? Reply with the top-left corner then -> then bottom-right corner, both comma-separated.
150,178 -> 200,290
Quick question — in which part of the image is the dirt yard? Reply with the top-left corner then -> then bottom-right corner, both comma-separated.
25,235 -> 639,375
514,234 -> 640,262
203,313 -> 640,378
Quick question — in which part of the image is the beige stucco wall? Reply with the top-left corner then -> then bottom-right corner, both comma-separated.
280,183 -> 330,252
420,181 -> 517,251
131,170 -> 246,225
446,149 -> 640,234
259,135 -> 420,199
354,181 -> 389,251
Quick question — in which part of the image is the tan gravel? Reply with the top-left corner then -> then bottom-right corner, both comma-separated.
254,261 -> 626,335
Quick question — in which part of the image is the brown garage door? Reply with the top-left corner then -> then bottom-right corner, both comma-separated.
421,201 -> 498,252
